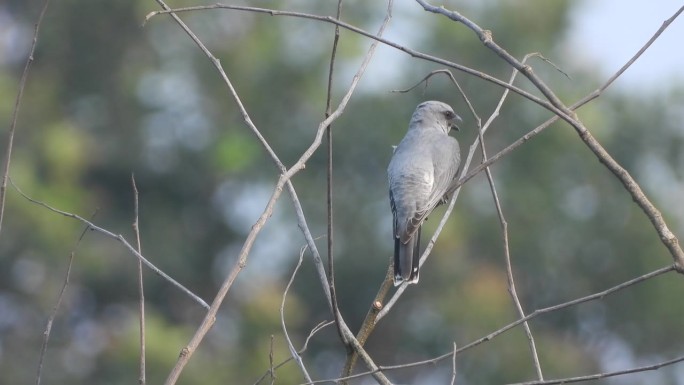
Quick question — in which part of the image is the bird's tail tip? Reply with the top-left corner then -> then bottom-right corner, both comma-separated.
393,272 -> 419,286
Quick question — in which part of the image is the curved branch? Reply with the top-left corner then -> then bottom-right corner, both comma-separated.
144,3 -> 576,120
281,246 -> 313,383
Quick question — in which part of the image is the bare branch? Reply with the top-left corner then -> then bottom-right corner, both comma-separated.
131,175 -> 146,385
252,320 -> 334,385
143,3 -> 572,117
0,0 -> 52,235
269,335 -> 275,385
10,178 -> 209,310
479,55 -> 544,380
450,343 -> 457,385
325,0 -> 347,349
506,354 -> 684,385
281,246 -> 313,383
342,264 -> 393,378
36,212 -> 95,385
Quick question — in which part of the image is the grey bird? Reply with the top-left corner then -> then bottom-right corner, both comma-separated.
388,101 -> 462,285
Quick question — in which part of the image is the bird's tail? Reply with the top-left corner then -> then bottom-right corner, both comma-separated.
393,227 -> 421,286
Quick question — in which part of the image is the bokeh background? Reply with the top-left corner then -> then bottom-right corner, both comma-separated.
1,0 -> 684,384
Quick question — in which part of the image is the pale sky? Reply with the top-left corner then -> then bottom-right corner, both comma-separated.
568,0 -> 684,92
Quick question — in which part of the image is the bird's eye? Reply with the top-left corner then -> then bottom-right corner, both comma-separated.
444,111 -> 455,119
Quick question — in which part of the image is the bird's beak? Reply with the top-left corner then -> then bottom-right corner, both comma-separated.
448,114 -> 463,132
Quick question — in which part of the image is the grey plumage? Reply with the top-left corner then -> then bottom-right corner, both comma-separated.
388,101 -> 462,285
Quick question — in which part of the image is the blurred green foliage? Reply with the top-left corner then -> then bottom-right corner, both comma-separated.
1,1 -> 683,384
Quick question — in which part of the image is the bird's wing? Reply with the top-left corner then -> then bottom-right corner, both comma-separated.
389,188 -> 398,237
428,137 -> 461,208
404,137 -> 460,238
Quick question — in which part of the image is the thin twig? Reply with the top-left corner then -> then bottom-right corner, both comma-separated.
0,0 -> 52,235
269,335 -> 275,385
131,175 -> 146,385
35,212 -> 95,385
252,320 -> 334,385
325,0 -> 347,349
10,178 -> 209,310
479,55 -> 544,380
281,246 -> 313,383
450,343 -> 457,385
143,3 -> 571,117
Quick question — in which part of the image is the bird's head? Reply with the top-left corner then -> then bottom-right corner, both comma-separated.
412,100 -> 463,134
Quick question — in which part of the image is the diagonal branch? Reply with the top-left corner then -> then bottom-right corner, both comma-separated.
308,265 -> 675,384
35,211 -> 95,385
251,320 -> 334,385
281,246 -> 313,383
478,55 -> 544,380
0,0 -> 52,235
418,0 -> 684,273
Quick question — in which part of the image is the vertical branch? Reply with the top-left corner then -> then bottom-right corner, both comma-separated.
479,127 -> 544,380
131,175 -> 147,385
476,55 -> 544,380
36,212 -> 95,385
269,335 -> 275,385
325,0 -> 347,347
442,68 -> 544,378
450,343 -> 458,385
0,0 -> 52,235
